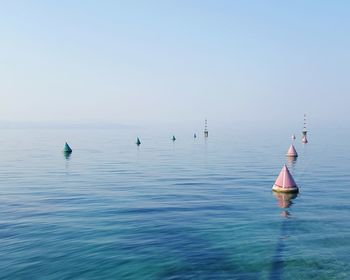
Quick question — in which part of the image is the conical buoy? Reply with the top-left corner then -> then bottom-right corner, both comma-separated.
63,142 -> 72,153
136,137 -> 141,146
194,133 -> 197,139
302,135 -> 308,144
272,164 -> 299,193
286,144 -> 298,157
292,134 -> 296,140
172,136 -> 176,141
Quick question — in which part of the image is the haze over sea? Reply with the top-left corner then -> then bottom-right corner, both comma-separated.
0,124 -> 349,279
1,1 -> 350,279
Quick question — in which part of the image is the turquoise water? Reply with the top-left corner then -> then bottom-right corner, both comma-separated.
0,127 -> 349,279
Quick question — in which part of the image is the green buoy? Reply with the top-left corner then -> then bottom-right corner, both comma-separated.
194,133 -> 197,139
136,137 -> 141,146
172,136 -> 176,141
63,142 -> 72,153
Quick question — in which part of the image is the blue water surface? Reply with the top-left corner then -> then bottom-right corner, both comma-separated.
0,127 -> 349,279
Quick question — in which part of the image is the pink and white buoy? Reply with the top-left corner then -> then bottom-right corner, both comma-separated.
302,135 -> 308,144
286,144 -> 298,157
272,164 -> 299,193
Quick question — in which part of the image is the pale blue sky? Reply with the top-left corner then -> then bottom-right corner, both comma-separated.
1,0 -> 349,126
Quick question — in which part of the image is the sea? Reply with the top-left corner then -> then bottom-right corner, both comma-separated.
0,125 -> 349,279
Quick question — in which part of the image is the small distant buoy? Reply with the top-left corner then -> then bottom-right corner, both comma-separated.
286,144 -> 298,157
292,134 -> 296,140
194,133 -> 197,139
204,119 -> 208,138
136,137 -> 141,146
63,142 -> 72,153
302,114 -> 308,143
272,164 -> 299,193
172,136 -> 176,141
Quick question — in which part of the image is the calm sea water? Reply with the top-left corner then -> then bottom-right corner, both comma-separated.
0,126 -> 349,279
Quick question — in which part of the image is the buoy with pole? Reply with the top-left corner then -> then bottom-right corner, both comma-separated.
302,114 -> 308,143
204,119 -> 208,138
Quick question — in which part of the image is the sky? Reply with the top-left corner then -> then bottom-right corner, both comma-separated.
0,0 -> 349,127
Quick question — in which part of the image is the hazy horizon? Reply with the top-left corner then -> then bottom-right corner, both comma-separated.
1,1 -> 349,125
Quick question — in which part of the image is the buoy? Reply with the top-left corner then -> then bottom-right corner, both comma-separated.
292,133 -> 296,140
194,133 -> 197,139
286,144 -> 298,157
302,114 -> 308,143
172,136 -> 176,141
204,119 -> 208,137
63,142 -> 72,153
272,164 -> 299,193
136,137 -> 141,146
